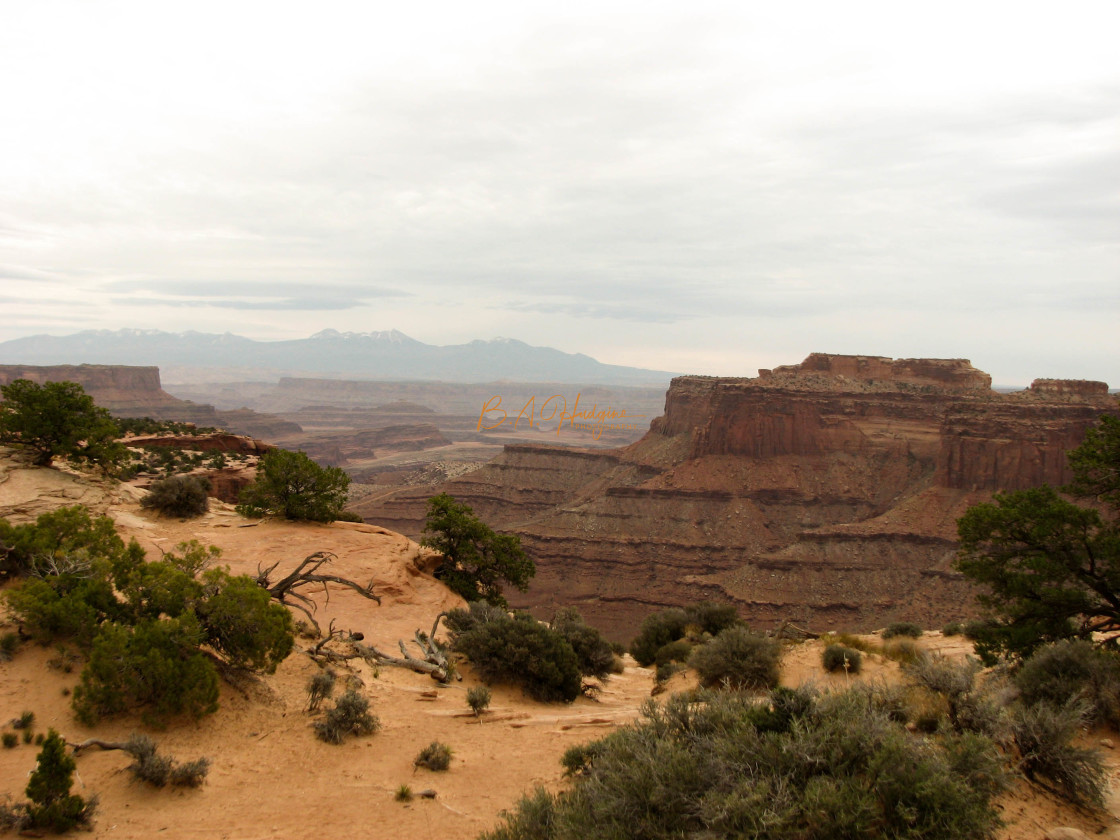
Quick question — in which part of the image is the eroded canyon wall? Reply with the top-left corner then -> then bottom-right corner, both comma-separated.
356,355 -> 1117,640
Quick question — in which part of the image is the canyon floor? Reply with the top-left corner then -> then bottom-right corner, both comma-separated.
1,455 -> 1119,839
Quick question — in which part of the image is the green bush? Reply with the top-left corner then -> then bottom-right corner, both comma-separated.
629,608 -> 689,666
883,621 -> 923,639
414,741 -> 453,771
306,669 -> 337,713
550,608 -> 616,679
481,688 -> 1005,840
0,378 -> 123,470
689,627 -> 781,690
653,639 -> 693,666
467,685 -> 492,717
1,732 -> 16,748
72,616 -> 220,726
822,643 -> 862,674
1010,701 -> 1105,807
683,601 -> 741,636
4,507 -> 294,725
882,638 -> 923,664
1015,640 -> 1120,727
942,621 -> 963,636
25,730 -> 96,832
140,474 -> 211,518
194,569 -> 293,672
421,493 -> 534,607
123,734 -> 210,788
237,448 -> 351,523
0,505 -> 128,578
314,690 -> 380,744
451,612 -> 582,703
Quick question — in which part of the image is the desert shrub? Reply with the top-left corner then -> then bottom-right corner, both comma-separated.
395,784 -> 413,802
444,600 -> 511,635
414,741 -> 453,771
823,631 -> 880,654
5,507 -> 293,725
0,378 -> 123,470
883,621 -> 923,639
421,494 -> 534,607
629,608 -> 689,666
13,711 -> 34,730
333,509 -> 365,523
72,616 -> 220,726
550,608 -> 616,679
1010,701 -> 1105,807
0,505 -> 128,578
942,621 -> 963,636
237,448 -> 351,523
168,758 -> 211,788
467,685 -> 492,717
689,627 -> 780,690
1,732 -> 16,748
683,601 -> 741,636
655,662 -> 683,683
1015,639 -> 1120,727
0,631 -> 19,660
140,474 -> 211,518
194,569 -> 293,672
25,730 -> 96,832
451,612 -> 582,703
314,690 -> 380,744
6,575 -> 125,646
306,669 -> 337,713
122,734 -> 210,787
882,638 -> 922,664
481,688 -> 1005,840
822,643 -> 863,674
653,639 -> 693,666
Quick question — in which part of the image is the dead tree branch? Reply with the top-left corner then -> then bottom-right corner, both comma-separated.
256,551 -> 382,634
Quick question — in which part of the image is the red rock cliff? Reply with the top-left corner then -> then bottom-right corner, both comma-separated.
357,354 -> 1118,640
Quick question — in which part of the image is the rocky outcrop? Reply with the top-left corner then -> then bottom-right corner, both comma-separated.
356,354 -> 1118,640
125,433 -> 274,455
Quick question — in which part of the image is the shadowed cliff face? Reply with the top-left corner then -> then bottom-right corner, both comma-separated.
356,354 -> 1118,641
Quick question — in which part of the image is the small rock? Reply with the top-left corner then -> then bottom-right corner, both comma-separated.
1044,828 -> 1091,840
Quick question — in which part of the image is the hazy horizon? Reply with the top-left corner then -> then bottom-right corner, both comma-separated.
2,2 -> 1117,386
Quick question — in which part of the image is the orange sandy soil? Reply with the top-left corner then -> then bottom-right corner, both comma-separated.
0,459 -> 1118,839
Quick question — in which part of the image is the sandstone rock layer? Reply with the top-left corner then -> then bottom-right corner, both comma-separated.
357,354 -> 1117,640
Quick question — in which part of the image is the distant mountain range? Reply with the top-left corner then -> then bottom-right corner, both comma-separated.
0,329 -> 678,386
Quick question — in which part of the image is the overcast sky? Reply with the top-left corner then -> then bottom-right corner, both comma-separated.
1,1 -> 1117,386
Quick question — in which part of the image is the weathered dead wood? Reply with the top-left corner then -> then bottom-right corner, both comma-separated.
256,551 -> 381,634
774,621 -> 820,640
303,612 -> 458,683
72,738 -> 133,754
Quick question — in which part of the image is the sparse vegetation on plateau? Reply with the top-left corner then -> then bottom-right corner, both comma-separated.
2,507 -> 293,725
480,688 -> 1006,840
